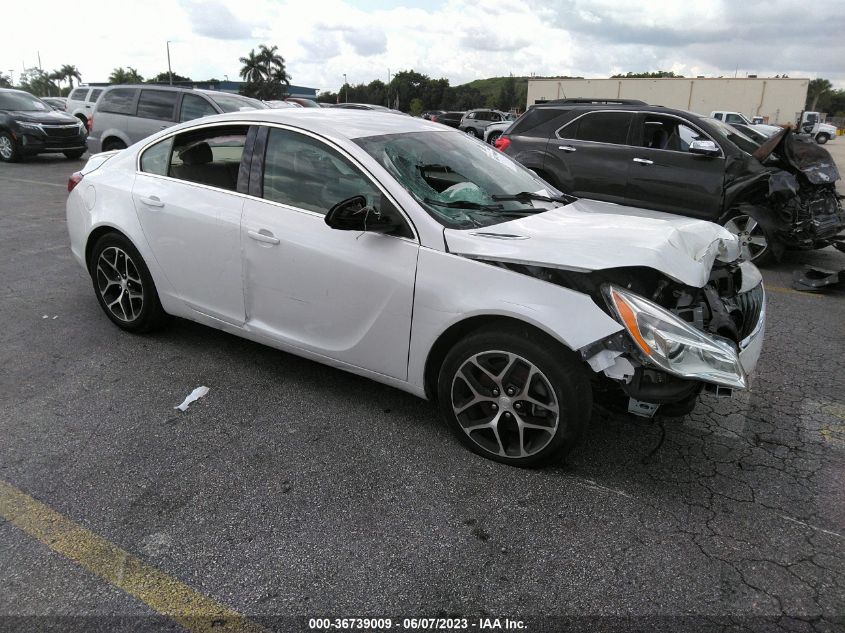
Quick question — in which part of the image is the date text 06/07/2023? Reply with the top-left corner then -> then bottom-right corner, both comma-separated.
308,617 -> 527,630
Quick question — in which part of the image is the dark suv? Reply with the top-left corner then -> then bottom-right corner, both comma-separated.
500,101 -> 845,263
0,89 -> 87,162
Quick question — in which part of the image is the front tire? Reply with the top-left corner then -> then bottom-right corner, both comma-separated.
464,127 -> 478,137
487,131 -> 502,145
722,211 -> 775,265
437,326 -> 591,467
89,233 -> 168,333
816,133 -> 830,145
0,131 -> 20,162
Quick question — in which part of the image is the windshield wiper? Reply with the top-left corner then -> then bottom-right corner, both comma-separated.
491,191 -> 577,204
423,197 -> 503,211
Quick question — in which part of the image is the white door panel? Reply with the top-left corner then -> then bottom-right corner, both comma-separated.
132,175 -> 245,324
242,200 -> 418,380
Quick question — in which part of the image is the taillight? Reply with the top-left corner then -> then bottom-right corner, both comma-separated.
431,116 -> 438,122
494,135 -> 511,152
68,172 -> 83,193
86,116 -> 93,132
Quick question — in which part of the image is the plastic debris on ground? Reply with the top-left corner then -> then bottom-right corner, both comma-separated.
174,386 -> 210,412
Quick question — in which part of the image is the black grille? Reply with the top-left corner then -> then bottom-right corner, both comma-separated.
42,125 -> 80,139
735,284 -> 764,341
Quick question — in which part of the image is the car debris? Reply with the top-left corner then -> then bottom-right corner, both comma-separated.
792,266 -> 844,292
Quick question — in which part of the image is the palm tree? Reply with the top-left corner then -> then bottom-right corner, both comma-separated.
257,45 -> 286,81
61,64 -> 82,88
109,67 -> 130,84
238,50 -> 265,83
125,67 -> 144,83
49,69 -> 65,93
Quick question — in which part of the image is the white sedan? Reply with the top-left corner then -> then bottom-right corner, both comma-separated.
66,110 -> 765,466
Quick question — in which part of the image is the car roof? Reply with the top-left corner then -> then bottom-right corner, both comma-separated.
177,108 -> 448,140
530,102 -> 701,119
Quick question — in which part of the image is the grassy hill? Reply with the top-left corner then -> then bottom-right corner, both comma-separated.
457,76 -> 582,110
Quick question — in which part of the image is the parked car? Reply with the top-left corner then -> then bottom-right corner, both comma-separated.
484,120 -> 513,144
710,111 -> 782,137
0,89 -> 86,162
66,85 -> 107,128
41,97 -> 68,111
285,97 -> 321,108
264,100 -> 301,108
430,111 -> 464,128
86,85 -> 268,153
500,102 -> 845,263
332,103 -> 406,114
67,110 -> 765,466
459,109 -> 513,137
421,110 -> 445,120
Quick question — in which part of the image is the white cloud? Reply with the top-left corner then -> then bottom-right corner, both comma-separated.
0,0 -> 840,93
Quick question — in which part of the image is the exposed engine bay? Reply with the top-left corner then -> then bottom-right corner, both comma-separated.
485,259 -> 765,418
736,128 -> 845,252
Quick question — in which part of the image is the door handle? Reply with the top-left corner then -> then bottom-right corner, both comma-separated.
557,145 -> 576,152
632,158 -> 654,165
139,195 -> 164,207
247,229 -> 280,245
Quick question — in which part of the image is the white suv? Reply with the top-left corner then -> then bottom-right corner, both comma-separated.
66,85 -> 106,128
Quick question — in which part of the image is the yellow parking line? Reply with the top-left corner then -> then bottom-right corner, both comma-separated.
0,175 -> 66,189
766,285 -> 825,297
0,479 -> 267,633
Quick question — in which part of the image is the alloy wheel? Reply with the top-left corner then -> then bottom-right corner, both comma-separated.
96,246 -> 144,322
0,135 -> 13,160
451,351 -> 559,458
724,214 -> 768,261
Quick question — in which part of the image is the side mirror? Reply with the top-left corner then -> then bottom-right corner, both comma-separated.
325,195 -> 402,234
689,140 -> 720,156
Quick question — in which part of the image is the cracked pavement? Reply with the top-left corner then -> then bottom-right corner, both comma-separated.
0,148 -> 843,632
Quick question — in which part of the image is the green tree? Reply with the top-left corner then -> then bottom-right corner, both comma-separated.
497,75 -> 516,111
19,68 -> 58,96
109,67 -> 144,84
149,71 -> 192,84
806,78 -> 833,111
0,72 -> 12,88
409,98 -> 424,116
239,45 -> 290,100
611,71 -> 683,78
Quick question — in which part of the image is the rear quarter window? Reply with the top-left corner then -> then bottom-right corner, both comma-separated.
68,88 -> 88,101
98,89 -> 138,115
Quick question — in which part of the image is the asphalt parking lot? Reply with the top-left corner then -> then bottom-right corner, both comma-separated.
1,147 -> 844,632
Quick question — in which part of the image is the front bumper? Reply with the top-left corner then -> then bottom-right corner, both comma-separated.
18,128 -> 87,155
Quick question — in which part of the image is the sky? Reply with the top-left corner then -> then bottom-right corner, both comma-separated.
2,0 -> 842,92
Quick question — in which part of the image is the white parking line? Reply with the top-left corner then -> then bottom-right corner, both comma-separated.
0,175 -> 66,189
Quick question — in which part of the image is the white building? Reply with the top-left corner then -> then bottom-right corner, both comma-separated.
526,78 -> 809,124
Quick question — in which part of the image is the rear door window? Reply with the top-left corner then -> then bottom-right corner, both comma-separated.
179,94 -> 217,122
98,88 -> 138,115
136,90 -> 178,121
166,125 -> 248,191
567,112 -> 632,145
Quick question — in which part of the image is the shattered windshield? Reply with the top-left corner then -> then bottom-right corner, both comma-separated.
703,117 -> 761,155
354,130 -> 569,228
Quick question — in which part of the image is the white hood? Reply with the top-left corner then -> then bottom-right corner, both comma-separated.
444,199 -> 740,288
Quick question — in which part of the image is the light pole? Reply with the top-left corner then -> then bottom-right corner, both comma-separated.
387,68 -> 391,108
343,73 -> 347,103
166,41 -> 173,85
8,70 -> 13,86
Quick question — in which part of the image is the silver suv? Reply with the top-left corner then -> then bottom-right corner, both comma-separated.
66,85 -> 106,128
87,85 -> 268,153
459,109 -> 513,138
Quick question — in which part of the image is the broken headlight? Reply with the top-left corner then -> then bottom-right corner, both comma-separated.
604,284 -> 747,389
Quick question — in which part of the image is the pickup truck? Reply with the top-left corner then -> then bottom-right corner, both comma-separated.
709,111 -> 782,137
797,111 -> 838,144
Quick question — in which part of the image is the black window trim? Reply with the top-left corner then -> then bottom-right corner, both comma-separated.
176,92 -> 221,124
555,109 -> 724,158
134,120 -> 419,243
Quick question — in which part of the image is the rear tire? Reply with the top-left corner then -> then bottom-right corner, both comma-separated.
0,131 -> 20,162
816,133 -> 830,145
102,138 -> 127,152
89,233 -> 168,333
487,131 -> 502,145
464,128 -> 478,137
436,325 -> 591,467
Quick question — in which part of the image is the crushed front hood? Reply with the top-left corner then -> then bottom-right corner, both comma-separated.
444,199 -> 740,288
753,127 -> 840,184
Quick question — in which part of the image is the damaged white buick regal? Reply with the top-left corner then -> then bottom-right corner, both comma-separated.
66,110 -> 765,466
